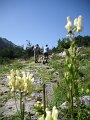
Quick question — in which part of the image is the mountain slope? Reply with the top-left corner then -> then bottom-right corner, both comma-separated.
0,37 -> 16,49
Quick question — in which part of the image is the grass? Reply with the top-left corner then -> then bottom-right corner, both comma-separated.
37,68 -> 53,83
49,47 -> 90,106
1,113 -> 20,120
0,59 -> 28,77
0,48 -> 90,119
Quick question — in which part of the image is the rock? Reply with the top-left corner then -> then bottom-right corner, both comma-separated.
0,86 -> 9,93
51,80 -> 57,83
59,96 -> 90,111
59,51 -> 66,57
55,72 -> 59,75
26,97 -> 32,101
0,99 -> 19,116
30,92 -> 42,101
80,96 -> 90,106
30,93 -> 36,100
59,101 -> 68,110
0,90 -> 4,96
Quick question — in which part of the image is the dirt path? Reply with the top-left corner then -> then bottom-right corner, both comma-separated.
0,61 -> 59,119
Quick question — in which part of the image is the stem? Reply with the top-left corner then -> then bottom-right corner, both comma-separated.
70,85 -> 74,120
14,90 -> 21,117
22,101 -> 25,120
20,91 -> 24,120
43,84 -> 46,119
29,112 -> 32,120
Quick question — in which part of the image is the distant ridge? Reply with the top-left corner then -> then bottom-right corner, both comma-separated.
0,37 -> 16,49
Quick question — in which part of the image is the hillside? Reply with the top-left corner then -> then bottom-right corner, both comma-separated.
0,45 -> 90,119
0,37 -> 16,49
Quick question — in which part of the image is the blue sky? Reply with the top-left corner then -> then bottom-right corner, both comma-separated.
0,0 -> 90,48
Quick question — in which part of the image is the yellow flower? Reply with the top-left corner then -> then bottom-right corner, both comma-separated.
45,111 -> 52,120
8,69 -> 34,94
16,70 -> 20,76
65,16 -> 72,32
77,15 -> 83,32
38,115 -> 44,120
53,109 -> 59,120
74,18 -> 78,27
73,18 -> 78,32
11,86 -> 14,92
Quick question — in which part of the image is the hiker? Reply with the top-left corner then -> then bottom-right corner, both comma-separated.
43,44 -> 49,64
33,44 -> 40,63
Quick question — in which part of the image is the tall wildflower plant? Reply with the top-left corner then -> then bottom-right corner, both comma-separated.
8,69 -> 34,120
65,15 -> 83,120
34,102 -> 59,120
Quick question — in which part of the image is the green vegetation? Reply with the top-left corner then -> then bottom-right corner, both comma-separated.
0,59 -> 27,76
50,47 -> 90,106
1,113 -> 20,120
52,35 -> 90,53
0,35 -> 90,120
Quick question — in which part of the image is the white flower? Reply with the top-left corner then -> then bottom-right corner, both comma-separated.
65,16 -> 72,32
45,111 -> 52,120
81,88 -> 84,92
86,89 -> 89,94
52,106 -> 56,118
38,115 -> 44,120
77,15 -> 83,32
74,18 -> 78,27
73,18 -> 78,32
11,86 -> 14,92
16,70 -> 20,76
52,106 -> 58,120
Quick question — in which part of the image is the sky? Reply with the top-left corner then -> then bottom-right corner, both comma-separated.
0,0 -> 90,49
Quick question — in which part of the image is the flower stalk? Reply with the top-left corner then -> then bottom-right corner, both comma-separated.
65,15 -> 83,119
8,69 -> 34,120
43,84 -> 46,119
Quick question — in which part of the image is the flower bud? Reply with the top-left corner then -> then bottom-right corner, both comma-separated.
68,64 -> 72,69
65,16 -> 72,32
76,15 -> 83,32
81,88 -> 84,93
86,89 -> 89,94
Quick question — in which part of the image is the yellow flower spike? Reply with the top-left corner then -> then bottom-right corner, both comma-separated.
52,106 -> 58,120
16,70 -> 20,76
24,82 -> 28,91
22,71 -> 25,74
26,72 -> 30,79
52,106 -> 56,118
73,18 -> 78,32
36,101 -> 41,107
7,75 -> 11,79
74,18 -> 78,27
31,77 -> 34,82
41,104 -> 43,107
10,78 -> 15,85
29,74 -> 33,80
15,79 -> 19,87
65,16 -> 72,32
45,111 -> 52,120
10,69 -> 14,74
11,86 -> 14,92
37,101 -> 41,104
38,115 -> 44,120
76,15 -> 83,32
24,82 -> 27,88
8,81 -> 12,86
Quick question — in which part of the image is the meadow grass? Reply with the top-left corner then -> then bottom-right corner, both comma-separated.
49,47 -> 90,106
